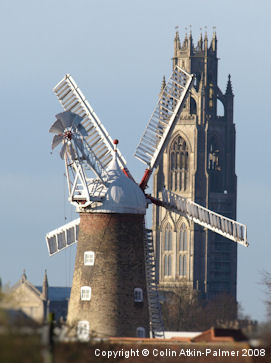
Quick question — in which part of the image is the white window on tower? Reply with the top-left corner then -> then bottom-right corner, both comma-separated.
84,251 -> 95,266
77,320 -> 90,341
81,286 -> 91,301
134,288 -> 143,302
136,327 -> 146,338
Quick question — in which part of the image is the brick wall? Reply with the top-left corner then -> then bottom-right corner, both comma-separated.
67,212 -> 150,337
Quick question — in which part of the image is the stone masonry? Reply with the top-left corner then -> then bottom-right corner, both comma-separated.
153,31 -> 237,306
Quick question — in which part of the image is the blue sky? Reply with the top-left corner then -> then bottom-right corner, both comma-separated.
0,0 -> 270,323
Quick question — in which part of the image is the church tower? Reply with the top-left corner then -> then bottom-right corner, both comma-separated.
153,30 -> 237,303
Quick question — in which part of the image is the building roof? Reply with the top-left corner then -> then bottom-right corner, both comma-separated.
8,271 -> 70,303
191,327 -> 248,343
164,331 -> 201,340
109,328 -> 249,344
11,275 -> 42,299
35,286 -> 70,301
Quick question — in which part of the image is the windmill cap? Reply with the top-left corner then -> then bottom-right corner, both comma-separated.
92,154 -> 146,215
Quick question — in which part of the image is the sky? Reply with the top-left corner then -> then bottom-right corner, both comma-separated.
0,0 -> 270,323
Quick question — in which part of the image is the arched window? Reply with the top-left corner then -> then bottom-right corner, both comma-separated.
178,222 -> 189,277
208,137 -> 223,192
164,255 -> 172,276
169,136 -> 189,192
217,98 -> 225,117
162,223 -> 173,278
164,224 -> 172,251
179,223 -> 188,251
178,255 -> 187,277
179,255 -> 187,276
190,97 -> 197,114
194,73 -> 201,91
208,141 -> 220,171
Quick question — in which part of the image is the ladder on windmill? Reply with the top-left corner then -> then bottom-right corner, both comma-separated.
144,228 -> 165,338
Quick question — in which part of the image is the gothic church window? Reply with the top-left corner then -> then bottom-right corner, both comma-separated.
169,136 -> 189,192
164,255 -> 172,276
190,97 -> 197,114
217,98 -> 225,116
178,223 -> 189,277
163,224 -> 173,277
179,223 -> 188,251
208,142 -> 220,171
164,224 -> 172,251
179,255 -> 187,276
208,137 -> 223,192
194,73 -> 201,91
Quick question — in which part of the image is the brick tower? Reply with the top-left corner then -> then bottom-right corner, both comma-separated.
153,30 -> 237,304
67,154 -> 150,338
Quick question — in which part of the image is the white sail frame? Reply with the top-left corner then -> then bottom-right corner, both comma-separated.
161,189 -> 248,247
46,218 -> 80,256
53,74 -> 132,179
135,65 -> 193,171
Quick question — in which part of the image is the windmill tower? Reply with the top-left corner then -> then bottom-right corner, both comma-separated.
67,148 -> 150,337
152,30 -> 239,306
46,66 -> 248,340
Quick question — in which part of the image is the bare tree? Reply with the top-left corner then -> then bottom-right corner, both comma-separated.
161,287 -> 239,331
262,271 -> 271,318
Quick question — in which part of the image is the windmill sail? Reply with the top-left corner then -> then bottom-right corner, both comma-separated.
46,218 -> 80,256
135,66 -> 193,184
161,189 -> 248,247
53,74 -> 133,180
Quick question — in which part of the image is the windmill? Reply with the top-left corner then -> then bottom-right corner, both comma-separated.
46,66 -> 248,340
